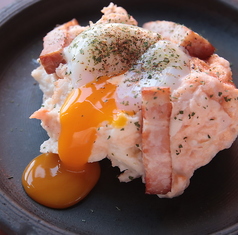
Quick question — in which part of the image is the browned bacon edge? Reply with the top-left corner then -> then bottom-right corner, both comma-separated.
143,20 -> 215,60
40,19 -> 79,74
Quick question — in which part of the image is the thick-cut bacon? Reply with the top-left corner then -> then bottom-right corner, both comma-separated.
40,19 -> 79,74
141,87 -> 172,194
143,20 -> 215,59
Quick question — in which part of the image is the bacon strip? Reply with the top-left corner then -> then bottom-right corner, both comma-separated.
141,87 -> 172,194
143,20 -> 215,59
40,19 -> 79,74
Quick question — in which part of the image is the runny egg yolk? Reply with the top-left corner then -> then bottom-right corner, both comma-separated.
22,76 -> 121,209
58,76 -> 118,170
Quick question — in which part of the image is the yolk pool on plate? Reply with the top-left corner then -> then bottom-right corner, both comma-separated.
22,153 -> 100,209
22,76 -> 122,209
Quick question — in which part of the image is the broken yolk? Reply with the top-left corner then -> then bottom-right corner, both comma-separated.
22,153 -> 100,209
22,76 -> 120,209
58,76 -> 118,170
113,112 -> 128,128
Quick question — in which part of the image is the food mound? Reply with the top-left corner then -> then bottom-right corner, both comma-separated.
31,3 -> 238,198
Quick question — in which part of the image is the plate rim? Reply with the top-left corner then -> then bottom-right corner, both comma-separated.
1,0 -> 238,234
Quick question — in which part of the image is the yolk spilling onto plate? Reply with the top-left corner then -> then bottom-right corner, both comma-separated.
22,153 -> 100,209
22,76 -> 121,209
58,76 -> 118,170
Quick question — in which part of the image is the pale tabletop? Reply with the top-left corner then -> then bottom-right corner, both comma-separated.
0,0 -> 17,10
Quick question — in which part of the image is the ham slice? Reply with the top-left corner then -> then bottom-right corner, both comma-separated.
141,87 -> 172,194
40,19 -> 79,74
143,20 -> 215,59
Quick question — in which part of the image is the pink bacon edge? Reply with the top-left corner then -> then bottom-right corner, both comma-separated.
141,87 -> 172,194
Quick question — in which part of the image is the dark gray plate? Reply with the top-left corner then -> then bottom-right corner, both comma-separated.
1,0 -> 238,234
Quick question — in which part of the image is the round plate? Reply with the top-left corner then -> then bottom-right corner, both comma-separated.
1,0 -> 238,234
